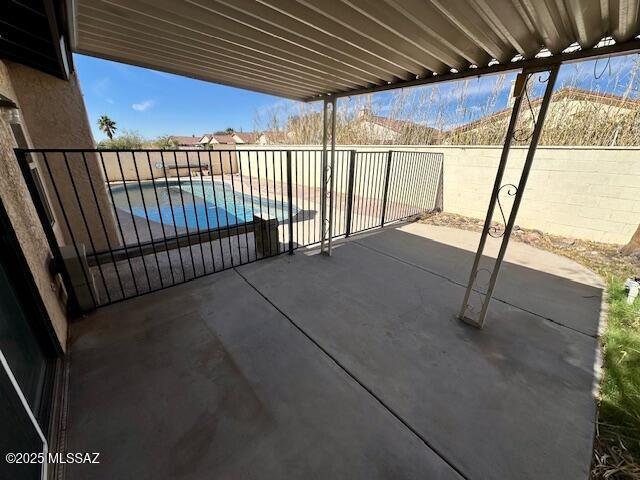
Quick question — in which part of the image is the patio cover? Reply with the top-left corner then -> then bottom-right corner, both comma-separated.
71,0 -> 640,101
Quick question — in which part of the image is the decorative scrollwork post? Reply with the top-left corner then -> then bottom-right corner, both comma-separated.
458,65 -> 560,328
320,98 -> 337,256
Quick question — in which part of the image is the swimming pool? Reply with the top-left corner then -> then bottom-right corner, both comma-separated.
110,179 -> 295,230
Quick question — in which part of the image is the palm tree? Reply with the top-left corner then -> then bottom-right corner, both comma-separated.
98,115 -> 117,140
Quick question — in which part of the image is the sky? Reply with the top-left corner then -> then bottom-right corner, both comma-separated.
75,52 -> 639,141
75,54 -> 284,141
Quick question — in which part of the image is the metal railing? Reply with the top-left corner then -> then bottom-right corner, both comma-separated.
15,148 -> 443,312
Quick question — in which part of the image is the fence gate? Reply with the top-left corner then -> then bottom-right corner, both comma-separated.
15,148 -> 442,312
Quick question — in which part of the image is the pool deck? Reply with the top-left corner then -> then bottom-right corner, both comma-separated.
67,223 -> 602,480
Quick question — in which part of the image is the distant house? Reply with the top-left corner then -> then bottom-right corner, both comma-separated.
354,108 -> 442,144
257,131 -> 290,144
197,131 -> 259,147
169,135 -> 201,149
232,132 -> 258,144
446,87 -> 640,145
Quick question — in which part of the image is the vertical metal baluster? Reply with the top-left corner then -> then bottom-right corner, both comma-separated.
263,152 -> 274,255
246,151 -> 256,262
217,151 -> 234,267
196,151 -> 215,275
342,152 -> 349,235
333,152 -> 340,236
280,151 -> 287,252
403,152 -> 417,218
372,151 -> 385,226
226,151 -> 243,263
236,151 -> 251,263
370,152 -> 380,229
408,152 -> 420,217
131,152 -> 163,290
271,152 -> 278,254
146,152 -> 176,285
344,150 -> 356,237
185,152 -> 206,276
414,153 -> 429,214
306,151 -> 310,245
206,153 -> 223,272
42,152 -> 98,308
116,152 -> 152,292
366,153 -> 376,228
255,151 -> 267,257
361,153 -> 372,229
417,153 -> 429,212
161,152 -> 187,282
79,152 -> 121,302
353,152 -> 362,233
411,152 -> 423,216
173,151 -> 197,279
340,151 -> 347,235
420,153 -> 434,212
61,152 -> 111,302
287,151 -> 294,254
98,151 -> 139,297
276,151 -> 283,251
433,154 -> 444,210
365,153 -> 374,229
397,152 -> 410,220
399,151 -> 408,220
294,151 -> 299,247
387,151 -> 399,223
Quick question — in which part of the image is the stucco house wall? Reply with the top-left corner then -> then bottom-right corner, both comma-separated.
0,61 -> 68,349
7,62 -> 120,254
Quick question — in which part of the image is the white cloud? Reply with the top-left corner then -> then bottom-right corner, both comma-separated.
132,100 -> 155,111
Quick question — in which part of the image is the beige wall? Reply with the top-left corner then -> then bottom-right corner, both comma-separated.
239,144 -> 640,245
0,61 -> 68,350
101,147 -> 238,182
7,63 -> 119,253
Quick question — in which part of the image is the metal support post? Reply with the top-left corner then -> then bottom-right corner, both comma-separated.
326,97 -> 337,255
320,100 -> 329,253
286,150 -> 294,255
458,65 -> 559,328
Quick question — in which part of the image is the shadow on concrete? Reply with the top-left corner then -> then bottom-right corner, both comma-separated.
238,227 -> 603,480
66,225 -> 603,480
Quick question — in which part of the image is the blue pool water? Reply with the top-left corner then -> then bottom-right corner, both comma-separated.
111,180 -> 295,230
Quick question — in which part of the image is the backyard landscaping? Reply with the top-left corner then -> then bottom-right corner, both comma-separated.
420,212 -> 640,478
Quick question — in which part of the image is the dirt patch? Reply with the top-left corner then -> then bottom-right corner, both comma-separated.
418,211 -> 640,278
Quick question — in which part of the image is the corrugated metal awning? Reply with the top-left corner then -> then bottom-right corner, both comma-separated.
72,0 -> 640,101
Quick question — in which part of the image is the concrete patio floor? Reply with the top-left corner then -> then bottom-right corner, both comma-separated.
65,224 -> 603,480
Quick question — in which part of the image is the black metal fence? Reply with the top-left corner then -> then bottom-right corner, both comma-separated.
16,148 -> 443,312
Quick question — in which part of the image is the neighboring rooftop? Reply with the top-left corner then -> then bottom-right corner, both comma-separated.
169,135 -> 201,146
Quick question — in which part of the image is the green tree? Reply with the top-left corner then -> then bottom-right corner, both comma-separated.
96,130 -> 146,149
97,115 -> 117,140
154,135 -> 177,149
